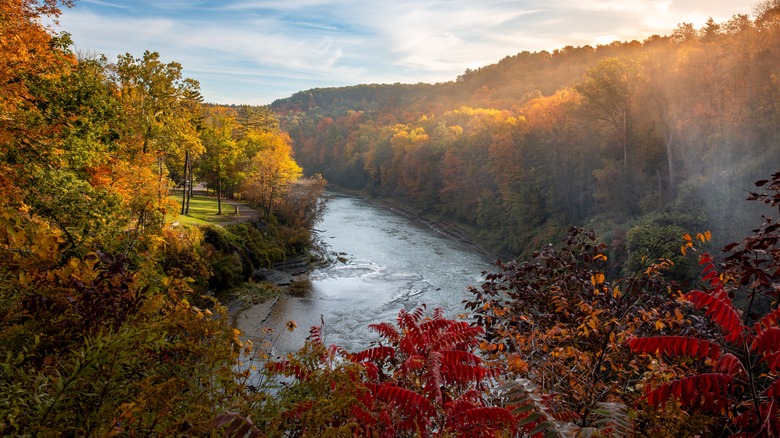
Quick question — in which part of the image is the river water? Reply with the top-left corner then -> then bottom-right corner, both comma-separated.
240,193 -> 494,355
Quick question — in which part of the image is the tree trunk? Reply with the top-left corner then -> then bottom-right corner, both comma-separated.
217,177 -> 222,215
181,150 -> 189,215
665,130 -> 676,196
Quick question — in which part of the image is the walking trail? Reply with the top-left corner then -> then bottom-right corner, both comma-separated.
191,183 -> 261,225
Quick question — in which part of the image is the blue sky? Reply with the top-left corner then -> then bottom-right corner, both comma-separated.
58,0 -> 753,105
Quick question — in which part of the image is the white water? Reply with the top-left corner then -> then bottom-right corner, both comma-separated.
243,193 -> 493,355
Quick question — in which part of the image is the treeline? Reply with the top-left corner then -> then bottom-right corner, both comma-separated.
274,4 -> 780,259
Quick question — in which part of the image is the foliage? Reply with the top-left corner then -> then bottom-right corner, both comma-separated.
255,306 -> 518,437
464,227 -> 689,431
274,7 -> 780,255
628,172 -> 780,437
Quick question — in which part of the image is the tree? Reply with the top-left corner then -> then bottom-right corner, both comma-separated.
575,57 -> 641,171
198,107 -> 241,215
241,131 -> 302,216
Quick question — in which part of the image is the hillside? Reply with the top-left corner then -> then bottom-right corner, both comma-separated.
272,11 -> 780,262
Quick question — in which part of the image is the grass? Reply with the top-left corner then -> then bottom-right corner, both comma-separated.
168,191 -> 234,226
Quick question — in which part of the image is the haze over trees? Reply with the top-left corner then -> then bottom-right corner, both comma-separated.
273,3 -> 780,258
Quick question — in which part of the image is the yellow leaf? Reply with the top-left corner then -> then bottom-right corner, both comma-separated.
655,320 -> 665,331
594,254 -> 608,261
612,287 -> 622,299
680,245 -> 687,256
591,273 -> 605,285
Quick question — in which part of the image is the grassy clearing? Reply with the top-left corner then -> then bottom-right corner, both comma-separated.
169,191 -> 233,226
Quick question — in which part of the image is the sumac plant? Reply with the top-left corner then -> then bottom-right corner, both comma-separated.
628,172 -> 780,437
263,306 -> 521,437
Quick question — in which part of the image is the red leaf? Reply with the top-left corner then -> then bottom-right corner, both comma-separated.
765,379 -> 780,398
377,384 -> 435,425
352,346 -> 395,363
685,291 -> 744,344
715,353 -> 747,377
755,307 -> 780,333
434,325 -> 484,350
368,322 -> 400,344
627,336 -> 721,361
751,327 -> 780,355
646,373 -> 732,411
456,406 -> 516,429
440,349 -> 483,366
360,361 -> 380,381
442,364 -> 492,385
762,352 -> 780,372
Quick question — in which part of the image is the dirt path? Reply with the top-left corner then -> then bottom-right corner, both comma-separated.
191,184 -> 261,225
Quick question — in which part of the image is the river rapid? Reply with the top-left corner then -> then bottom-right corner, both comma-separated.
237,193 -> 494,356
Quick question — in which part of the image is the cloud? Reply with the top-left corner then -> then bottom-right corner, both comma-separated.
58,0 -> 756,104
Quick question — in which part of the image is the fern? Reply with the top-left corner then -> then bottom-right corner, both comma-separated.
589,402 -> 633,437
627,335 -> 721,360
501,378 -> 565,437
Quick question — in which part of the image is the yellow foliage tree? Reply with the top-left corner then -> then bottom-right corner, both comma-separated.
241,131 -> 302,216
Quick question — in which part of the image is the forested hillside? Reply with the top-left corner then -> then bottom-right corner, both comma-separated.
273,7 -> 780,258
5,0 -> 780,436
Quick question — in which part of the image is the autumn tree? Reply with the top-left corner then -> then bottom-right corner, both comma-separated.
241,131 -> 302,216
198,107 -> 241,215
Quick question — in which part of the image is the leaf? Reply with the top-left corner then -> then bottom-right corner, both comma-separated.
750,327 -> 780,355
754,307 -> 780,333
685,291 -> 744,344
352,346 -> 395,363
368,322 -> 400,344
591,402 -> 633,437
645,373 -> 732,411
627,336 -> 721,361
714,353 -> 748,377
377,384 -> 435,422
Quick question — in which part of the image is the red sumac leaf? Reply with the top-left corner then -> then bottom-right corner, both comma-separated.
352,346 -> 395,363
645,373 -> 732,411
627,336 -> 721,361
685,291 -> 744,343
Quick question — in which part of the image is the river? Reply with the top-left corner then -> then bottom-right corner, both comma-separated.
236,193 -> 494,355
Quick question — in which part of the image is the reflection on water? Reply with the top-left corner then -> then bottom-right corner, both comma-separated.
239,193 -> 493,355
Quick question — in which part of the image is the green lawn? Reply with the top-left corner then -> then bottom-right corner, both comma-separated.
169,192 -> 233,226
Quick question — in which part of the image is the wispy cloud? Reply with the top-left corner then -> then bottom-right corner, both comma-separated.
80,0 -> 133,10
58,0 -> 755,104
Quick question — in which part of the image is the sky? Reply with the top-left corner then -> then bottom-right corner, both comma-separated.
57,0 -> 755,105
